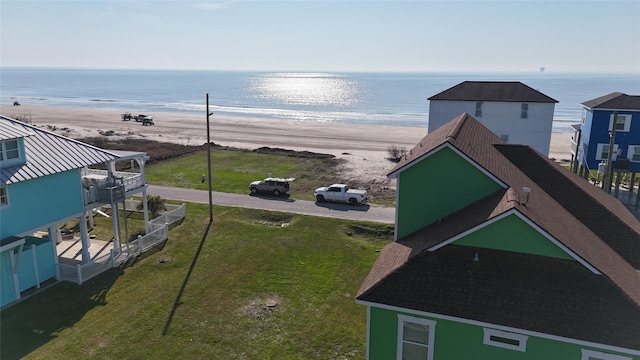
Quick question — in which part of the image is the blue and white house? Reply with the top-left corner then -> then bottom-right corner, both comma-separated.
572,92 -> 640,179
0,115 -> 157,308
428,81 -> 558,156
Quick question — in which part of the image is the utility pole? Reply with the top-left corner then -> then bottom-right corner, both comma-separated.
206,94 -> 213,222
604,111 -> 618,194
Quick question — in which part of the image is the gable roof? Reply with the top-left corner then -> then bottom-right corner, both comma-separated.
427,81 -> 558,103
358,113 -> 640,350
581,92 -> 640,110
0,116 -> 120,184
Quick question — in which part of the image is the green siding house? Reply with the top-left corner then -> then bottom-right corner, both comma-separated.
356,113 -> 640,360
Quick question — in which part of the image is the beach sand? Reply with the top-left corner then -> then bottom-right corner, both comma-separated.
1,104 -> 573,188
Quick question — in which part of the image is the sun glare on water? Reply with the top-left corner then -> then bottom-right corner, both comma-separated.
251,73 -> 360,108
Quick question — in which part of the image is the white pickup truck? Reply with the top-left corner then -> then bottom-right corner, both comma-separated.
314,184 -> 369,205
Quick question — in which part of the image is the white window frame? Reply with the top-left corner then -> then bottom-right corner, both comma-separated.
397,314 -> 436,360
0,185 -> 8,207
595,143 -> 619,161
475,101 -> 483,117
0,139 -> 20,163
627,145 -> 640,162
581,349 -> 632,360
483,328 -> 528,352
521,103 -> 529,119
608,114 -> 631,132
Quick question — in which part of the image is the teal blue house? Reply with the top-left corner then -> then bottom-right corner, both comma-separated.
356,113 -> 640,359
1,116 -> 151,308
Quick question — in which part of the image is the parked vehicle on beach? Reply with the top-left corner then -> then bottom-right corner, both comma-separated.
134,114 -> 152,122
141,118 -> 154,126
249,177 -> 294,196
314,184 -> 368,205
121,112 -> 133,121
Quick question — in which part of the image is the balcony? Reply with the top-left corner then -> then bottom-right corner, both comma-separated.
570,137 -> 578,155
82,169 -> 145,206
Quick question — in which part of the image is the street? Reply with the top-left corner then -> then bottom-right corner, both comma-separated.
147,185 -> 396,224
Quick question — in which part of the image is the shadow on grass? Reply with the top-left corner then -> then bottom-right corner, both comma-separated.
0,267 -> 124,360
162,220 -> 212,335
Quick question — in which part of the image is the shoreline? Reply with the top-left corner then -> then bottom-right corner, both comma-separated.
0,104 -> 574,186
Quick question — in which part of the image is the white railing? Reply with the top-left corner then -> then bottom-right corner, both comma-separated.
128,224 -> 169,255
150,204 -> 186,226
58,250 -> 115,285
82,169 -> 145,206
58,203 -> 186,285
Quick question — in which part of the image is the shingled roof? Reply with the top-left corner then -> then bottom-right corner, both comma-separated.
427,81 -> 558,103
581,92 -> 640,110
0,116 -> 120,184
358,113 -> 640,350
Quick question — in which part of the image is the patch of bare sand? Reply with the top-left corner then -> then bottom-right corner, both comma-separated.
1,104 -> 573,192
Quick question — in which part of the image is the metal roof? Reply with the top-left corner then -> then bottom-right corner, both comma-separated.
0,116 -> 121,184
0,119 -> 35,140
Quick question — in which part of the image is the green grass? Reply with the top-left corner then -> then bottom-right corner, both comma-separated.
1,203 -> 393,359
144,149 -> 343,202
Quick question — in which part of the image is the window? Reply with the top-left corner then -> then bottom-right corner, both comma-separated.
500,134 -> 509,143
596,143 -> 619,161
0,139 -> 20,162
521,103 -> 529,119
0,186 -> 8,206
475,101 -> 483,117
608,114 -> 631,132
483,328 -> 528,352
580,349 -> 632,360
397,315 -> 436,360
628,145 -> 640,162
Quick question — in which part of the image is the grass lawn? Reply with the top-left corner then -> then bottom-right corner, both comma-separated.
144,149 -> 344,203
1,203 -> 393,359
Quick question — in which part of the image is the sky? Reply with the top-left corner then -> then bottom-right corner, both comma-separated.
1,0 -> 639,73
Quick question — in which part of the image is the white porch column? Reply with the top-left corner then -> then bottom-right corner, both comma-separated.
79,212 -> 91,264
48,226 -> 60,279
111,201 -> 122,254
142,187 -> 150,233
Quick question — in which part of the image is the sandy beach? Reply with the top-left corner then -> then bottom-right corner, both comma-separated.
0,104 -> 573,187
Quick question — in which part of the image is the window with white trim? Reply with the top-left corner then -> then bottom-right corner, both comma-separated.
397,315 -> 436,360
0,139 -> 20,162
628,145 -> 640,162
475,101 -> 483,117
521,103 -> 529,119
0,185 -> 8,207
608,114 -> 631,132
483,328 -> 528,352
581,349 -> 632,360
595,143 -> 619,161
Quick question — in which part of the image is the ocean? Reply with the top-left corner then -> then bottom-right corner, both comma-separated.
1,68 -> 639,134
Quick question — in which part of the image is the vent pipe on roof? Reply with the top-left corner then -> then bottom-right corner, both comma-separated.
521,187 -> 531,206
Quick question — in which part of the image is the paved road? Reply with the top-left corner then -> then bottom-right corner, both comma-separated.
147,185 -> 396,224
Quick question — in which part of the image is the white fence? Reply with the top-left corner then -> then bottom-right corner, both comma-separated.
58,202 -> 186,285
58,250 -> 115,285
